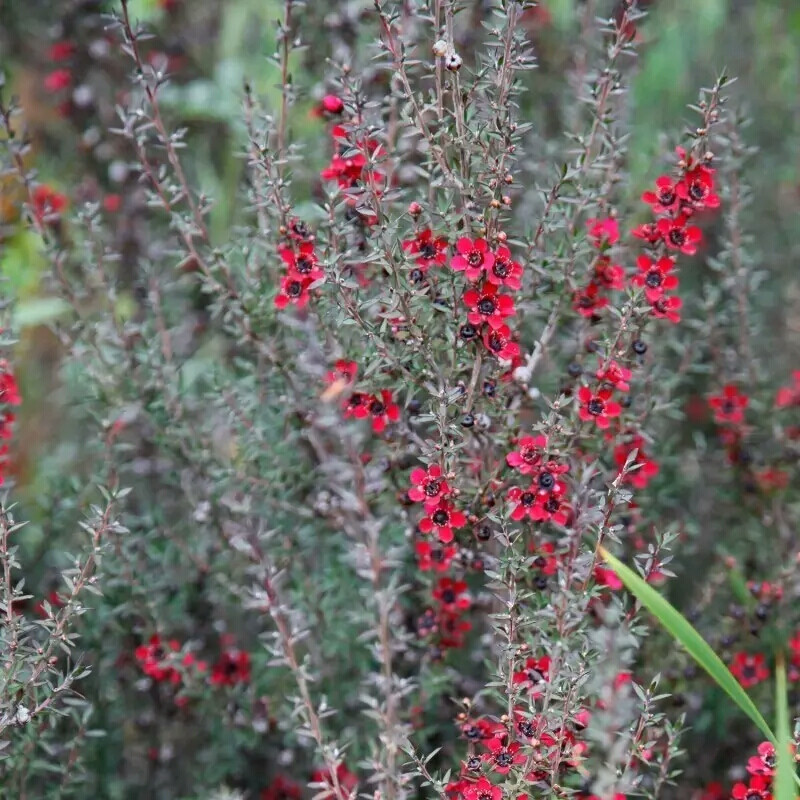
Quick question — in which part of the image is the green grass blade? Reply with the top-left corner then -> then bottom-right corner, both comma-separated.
598,546 -> 775,743
774,654 -> 796,800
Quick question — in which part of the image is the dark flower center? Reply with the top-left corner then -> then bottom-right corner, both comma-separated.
432,510 -> 449,525
538,471 -> 554,490
545,497 -> 560,513
722,399 -> 736,414
658,187 -> 675,205
441,588 -> 456,604
296,256 -> 313,274
741,664 -> 757,679
579,295 -> 594,308
533,556 -> 547,568
518,720 -> 536,738
478,793 -> 493,800
689,182 -> 706,201
478,298 -> 496,315
668,228 -> 686,246
526,668 -> 544,683
291,221 -> 310,238
520,491 -> 536,506
745,792 -> 762,800
424,480 -> 441,497
763,753 -> 776,768
287,281 -> 303,297
495,751 -> 513,767
467,250 -> 483,267
493,259 -> 509,278
464,725 -> 482,740
587,398 -> 605,416
521,446 -> 538,463
654,298 -> 668,313
420,242 -> 438,259
410,268 -> 424,283
488,334 -> 504,352
430,547 -> 444,562
466,756 -> 482,771
645,270 -> 663,288
370,400 -> 385,415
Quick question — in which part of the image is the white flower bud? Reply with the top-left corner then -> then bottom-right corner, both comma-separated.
432,39 -> 449,57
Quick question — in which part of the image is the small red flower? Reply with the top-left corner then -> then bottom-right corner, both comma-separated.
528,541 -> 559,576
657,214 -> 702,255
677,165 -> 719,211
578,386 -> 622,429
451,237 -> 495,281
593,256 -> 625,291
345,390 -> 400,433
486,245 -> 523,290
631,221 -> 662,245
32,185 -> 68,223
415,541 -> 457,572
325,359 -> 358,387
44,68 -> 72,93
595,359 -> 632,392
310,764 -> 358,799
483,325 -> 520,361
507,475 -> 569,526
463,777 -> 502,800
482,737 -> 526,775
614,436 -> 660,489
776,371 -> 800,408
649,293 -> 683,324
464,283 -> 515,329
432,577 -> 471,612
261,775 -> 303,800
573,282 -> 608,318
403,229 -> 449,270
279,242 -> 324,282
419,500 -> 467,543
641,175 -> 682,214
135,635 -> 182,684
632,255 -> 679,302
709,385 -> 749,425
594,566 -> 623,591
747,742 -> 776,778
0,362 -> 21,407
274,275 -> 313,309
409,464 -> 450,509
505,435 -> 548,475
513,655 -> 551,695
586,216 -> 619,248
732,775 -> 772,800
730,652 -> 769,689
210,649 -> 251,686
49,41 -> 76,62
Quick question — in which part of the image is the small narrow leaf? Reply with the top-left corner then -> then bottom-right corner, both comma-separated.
598,546 -> 775,743
774,654 -> 796,800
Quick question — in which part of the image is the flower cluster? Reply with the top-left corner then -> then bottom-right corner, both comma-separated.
274,223 -> 325,310
0,360 -> 20,485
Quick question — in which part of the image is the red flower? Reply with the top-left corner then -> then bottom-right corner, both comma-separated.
747,742 -> 776,778
593,256 -> 625,291
432,577 -> 471,612
730,652 -> 769,689
135,635 -> 182,684
419,500 -> 467,543
507,474 -> 569,526
0,362 -> 21,407
513,655 -> 551,695
32,185 -> 68,223
415,541 -> 457,572
631,221 -> 663,245
528,541 -> 559,577
403,229 -> 449,270
776,371 -> 800,408
505,435 -> 548,475
483,325 -> 520,361
368,390 -> 400,433
210,648 -> 251,686
274,275 -> 313,309
463,777 -> 502,800
409,464 -> 450,509
482,737 -> 526,775
632,255 -> 679,302
439,611 -> 472,649
261,775 -> 302,800
614,436 -> 660,489
709,385 -> 749,425
49,41 -> 76,62
452,237 -> 495,281
578,386 -> 622,429
594,566 -> 623,591
677,165 -> 719,211
325,359 -> 358,387
586,217 -> 619,248
649,294 -> 683,324
464,283 -> 515,330
657,214 -> 702,255
641,174 -> 682,214
595,359 -> 632,392
573,282 -> 608,318
310,764 -> 358,799
280,242 -> 324,282
732,775 -> 772,800
486,245 -> 523,290
43,68 -> 72,93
